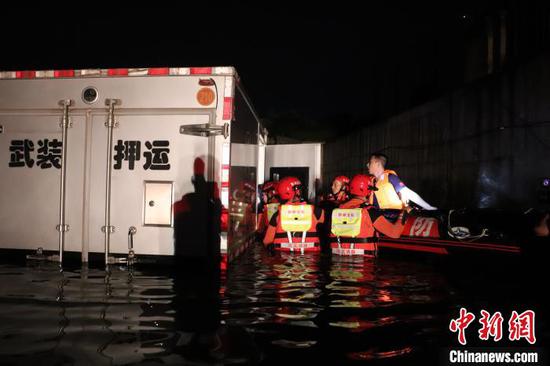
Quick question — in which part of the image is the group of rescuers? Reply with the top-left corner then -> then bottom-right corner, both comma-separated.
258,153 -> 437,256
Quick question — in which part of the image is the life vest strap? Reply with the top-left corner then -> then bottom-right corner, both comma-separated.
275,232 -> 319,239
330,237 -> 378,244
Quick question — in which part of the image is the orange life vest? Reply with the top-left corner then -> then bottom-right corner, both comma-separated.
330,198 -> 377,256
273,202 -> 321,253
369,170 -> 404,210
257,200 -> 281,234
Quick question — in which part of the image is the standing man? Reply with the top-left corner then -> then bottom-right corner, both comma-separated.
367,153 -> 437,211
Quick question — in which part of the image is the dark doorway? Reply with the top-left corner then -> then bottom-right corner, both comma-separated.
270,167 -> 309,200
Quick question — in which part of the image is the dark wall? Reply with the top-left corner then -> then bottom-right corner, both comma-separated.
323,51 -> 550,209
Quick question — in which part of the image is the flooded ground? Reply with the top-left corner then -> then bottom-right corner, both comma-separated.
0,244 -> 547,365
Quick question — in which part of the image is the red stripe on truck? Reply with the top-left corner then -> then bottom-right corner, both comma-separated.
16,71 -> 36,79
223,97 -> 233,120
190,67 -> 212,75
148,68 -> 170,75
107,69 -> 129,76
54,70 -> 75,78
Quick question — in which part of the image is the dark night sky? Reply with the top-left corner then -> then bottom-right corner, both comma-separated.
0,2 -> 498,140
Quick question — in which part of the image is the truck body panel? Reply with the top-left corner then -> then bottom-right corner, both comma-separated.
0,67 -> 261,262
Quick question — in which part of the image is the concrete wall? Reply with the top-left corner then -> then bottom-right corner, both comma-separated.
323,53 -> 550,209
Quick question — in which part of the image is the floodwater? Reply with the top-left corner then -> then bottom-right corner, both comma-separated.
0,245 -> 547,365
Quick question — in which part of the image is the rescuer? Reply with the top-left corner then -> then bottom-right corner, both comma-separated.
330,174 -> 407,256
321,175 -> 350,206
367,153 -> 437,212
318,175 -> 351,253
257,181 -> 281,235
263,176 -> 324,253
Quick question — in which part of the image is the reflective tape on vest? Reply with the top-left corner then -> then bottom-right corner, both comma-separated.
331,242 -> 376,250
331,208 -> 362,237
332,248 -> 366,256
280,242 -> 316,249
280,204 -> 313,232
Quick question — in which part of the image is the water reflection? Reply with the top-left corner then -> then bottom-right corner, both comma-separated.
172,260 -> 222,362
0,244 -> 539,365
225,246 -> 454,364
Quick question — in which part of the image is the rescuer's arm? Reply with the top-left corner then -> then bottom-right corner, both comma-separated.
387,174 -> 436,210
399,187 -> 437,210
263,213 -> 279,245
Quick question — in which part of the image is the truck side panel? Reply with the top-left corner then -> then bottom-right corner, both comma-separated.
0,75 -> 235,260
86,113 -> 212,256
0,114 -> 86,251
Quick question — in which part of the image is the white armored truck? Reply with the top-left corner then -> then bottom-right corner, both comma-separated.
0,67 -> 264,265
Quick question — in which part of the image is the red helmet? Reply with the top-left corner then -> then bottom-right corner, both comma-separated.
332,175 -> 350,191
277,176 -> 302,201
349,174 -> 374,197
333,175 -> 350,185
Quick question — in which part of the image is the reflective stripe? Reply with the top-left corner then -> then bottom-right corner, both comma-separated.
16,71 -> 36,79
169,68 -> 191,76
54,70 -> 75,78
223,97 -> 234,120
107,68 -> 129,76
280,242 -> 316,249
278,241 -> 319,254
331,242 -> 375,249
0,71 -> 16,78
35,70 -> 54,78
1,67 -> 235,80
190,67 -> 213,74
332,248 -> 367,256
147,68 -> 170,75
